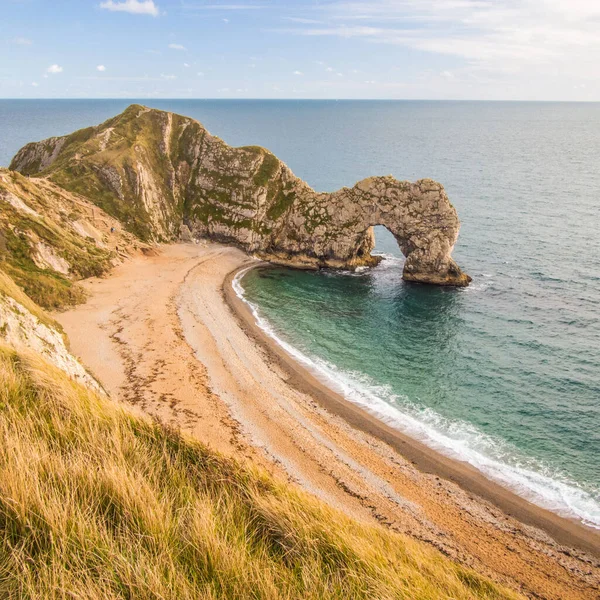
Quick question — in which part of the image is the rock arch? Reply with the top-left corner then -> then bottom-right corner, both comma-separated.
263,177 -> 471,286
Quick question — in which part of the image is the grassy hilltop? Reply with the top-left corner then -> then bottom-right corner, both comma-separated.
9,104 -> 296,244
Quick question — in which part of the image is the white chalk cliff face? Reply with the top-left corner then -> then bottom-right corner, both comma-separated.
0,285 -> 102,393
11,105 -> 470,286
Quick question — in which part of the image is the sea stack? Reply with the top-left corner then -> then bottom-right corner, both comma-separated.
10,104 -> 470,286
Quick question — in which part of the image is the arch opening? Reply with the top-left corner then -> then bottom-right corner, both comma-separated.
371,225 -> 405,261
352,222 -> 470,287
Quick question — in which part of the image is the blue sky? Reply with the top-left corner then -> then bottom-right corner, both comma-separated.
2,0 -> 599,100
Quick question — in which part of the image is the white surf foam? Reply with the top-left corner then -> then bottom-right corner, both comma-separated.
232,267 -> 600,530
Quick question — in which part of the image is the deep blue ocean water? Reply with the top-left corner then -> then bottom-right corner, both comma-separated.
1,99 -> 599,527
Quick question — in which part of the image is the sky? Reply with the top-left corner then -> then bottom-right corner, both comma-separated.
1,0 -> 599,100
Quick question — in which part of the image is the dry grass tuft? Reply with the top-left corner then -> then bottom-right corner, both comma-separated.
0,345 -> 521,599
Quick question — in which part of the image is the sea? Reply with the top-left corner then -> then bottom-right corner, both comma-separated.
1,99 -> 598,528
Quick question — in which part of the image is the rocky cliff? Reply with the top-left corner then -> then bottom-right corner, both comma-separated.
11,104 -> 470,286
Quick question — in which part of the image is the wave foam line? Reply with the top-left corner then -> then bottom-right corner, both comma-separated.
232,268 -> 600,530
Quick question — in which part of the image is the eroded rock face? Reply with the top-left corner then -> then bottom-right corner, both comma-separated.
10,104 -> 470,286
0,290 -> 103,393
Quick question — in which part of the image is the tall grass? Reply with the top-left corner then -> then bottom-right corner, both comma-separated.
0,345 -> 520,599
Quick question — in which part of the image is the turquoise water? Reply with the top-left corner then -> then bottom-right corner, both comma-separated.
1,100 -> 599,527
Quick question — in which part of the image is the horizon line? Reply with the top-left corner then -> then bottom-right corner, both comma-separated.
1,97 -> 600,103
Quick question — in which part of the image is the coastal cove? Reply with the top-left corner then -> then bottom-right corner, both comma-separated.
225,261 -> 600,557
54,242 -> 600,599
4,0 -> 600,592
235,241 -> 600,533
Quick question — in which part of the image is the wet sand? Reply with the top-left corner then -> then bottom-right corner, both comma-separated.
57,243 -> 600,600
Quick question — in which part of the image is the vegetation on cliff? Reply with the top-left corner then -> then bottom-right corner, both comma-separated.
0,268 -> 61,332
0,169 -> 142,309
10,105 -> 284,244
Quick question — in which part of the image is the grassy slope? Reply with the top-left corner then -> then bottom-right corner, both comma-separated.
0,207 -> 87,309
40,107 -> 181,242
0,171 -> 114,309
0,345 -> 520,600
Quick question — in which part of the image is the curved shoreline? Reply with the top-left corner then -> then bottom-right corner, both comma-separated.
56,243 -> 600,597
223,262 -> 600,559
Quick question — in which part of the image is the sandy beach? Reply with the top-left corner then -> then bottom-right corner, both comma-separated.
57,242 -> 600,600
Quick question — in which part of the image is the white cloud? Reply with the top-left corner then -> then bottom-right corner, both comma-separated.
326,66 -> 334,72
46,64 -> 63,74
280,25 -> 381,39
183,62 -> 190,67
97,65 -> 106,72
282,17 -> 323,24
223,18 -> 230,23
160,73 -> 177,80
289,1 -> 600,72
13,37 -> 33,46
293,70 -> 303,75
168,43 -> 186,50
31,82 -> 39,87
197,71 -> 204,76
183,3 -> 264,9
99,0 -> 159,16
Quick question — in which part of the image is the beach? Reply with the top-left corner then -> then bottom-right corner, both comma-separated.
57,242 -> 600,600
